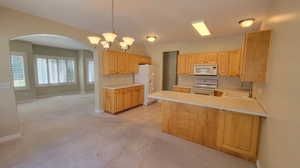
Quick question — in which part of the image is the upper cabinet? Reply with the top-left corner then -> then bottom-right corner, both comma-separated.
102,51 -> 151,75
178,50 -> 241,77
240,30 -> 271,82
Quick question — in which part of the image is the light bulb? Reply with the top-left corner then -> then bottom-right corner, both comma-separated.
239,18 -> 255,28
122,37 -> 135,46
101,41 -> 110,49
120,41 -> 128,50
102,32 -> 117,42
87,36 -> 101,45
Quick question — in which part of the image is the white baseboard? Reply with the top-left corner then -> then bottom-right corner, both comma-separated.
0,133 -> 21,143
256,160 -> 261,168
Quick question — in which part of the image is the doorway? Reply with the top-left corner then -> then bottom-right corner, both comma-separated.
162,51 -> 179,90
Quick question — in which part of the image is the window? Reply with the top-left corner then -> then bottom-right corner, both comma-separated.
11,55 -> 27,88
36,56 -> 76,85
87,60 -> 95,83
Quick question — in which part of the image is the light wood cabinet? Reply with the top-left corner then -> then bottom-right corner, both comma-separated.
104,85 -> 144,114
103,51 -> 118,75
103,51 -> 151,75
218,111 -> 260,161
217,52 -> 230,76
171,87 -> 191,93
135,55 -> 151,65
161,101 -> 261,162
240,30 -> 271,82
177,51 -> 240,76
228,50 -> 241,77
177,54 -> 187,75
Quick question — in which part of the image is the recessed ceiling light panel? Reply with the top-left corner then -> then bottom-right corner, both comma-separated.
239,18 -> 255,28
192,21 -> 211,36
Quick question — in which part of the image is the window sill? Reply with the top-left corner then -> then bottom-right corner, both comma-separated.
36,83 -> 77,87
14,87 -> 29,91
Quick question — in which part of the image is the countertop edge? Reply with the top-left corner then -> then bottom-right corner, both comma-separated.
149,95 -> 267,118
103,84 -> 144,90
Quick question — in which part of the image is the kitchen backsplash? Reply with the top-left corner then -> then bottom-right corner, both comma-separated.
178,75 -> 251,90
103,75 -> 134,86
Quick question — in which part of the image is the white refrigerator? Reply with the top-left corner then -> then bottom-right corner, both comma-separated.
134,64 -> 156,105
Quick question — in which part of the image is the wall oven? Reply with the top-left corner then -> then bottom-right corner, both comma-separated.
193,64 -> 218,76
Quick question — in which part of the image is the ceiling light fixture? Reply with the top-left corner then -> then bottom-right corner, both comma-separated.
87,0 -> 135,51
146,36 -> 157,42
239,18 -> 255,28
192,21 -> 211,36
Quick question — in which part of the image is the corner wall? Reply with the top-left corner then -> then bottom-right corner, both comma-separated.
253,0 -> 300,167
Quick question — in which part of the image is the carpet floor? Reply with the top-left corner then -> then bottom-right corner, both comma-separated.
0,94 -> 256,168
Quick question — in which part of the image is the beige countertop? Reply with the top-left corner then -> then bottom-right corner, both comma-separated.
149,91 -> 267,117
103,83 -> 144,90
173,85 -> 250,98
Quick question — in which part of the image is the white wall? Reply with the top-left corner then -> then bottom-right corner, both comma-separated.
145,35 -> 244,91
253,0 -> 300,167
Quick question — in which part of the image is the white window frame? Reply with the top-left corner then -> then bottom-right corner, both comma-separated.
10,52 -> 29,90
86,58 -> 95,84
34,55 -> 77,87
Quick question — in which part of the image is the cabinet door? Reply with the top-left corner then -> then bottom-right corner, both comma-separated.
229,50 -> 241,77
104,89 -> 112,112
218,52 -> 230,76
205,53 -> 218,64
132,86 -> 139,106
185,55 -> 193,74
192,53 -> 206,64
144,56 -> 151,64
125,88 -> 133,109
138,86 -> 144,105
103,51 -> 117,75
218,111 -> 260,161
177,55 -> 186,75
116,89 -> 126,112
117,52 -> 128,74
240,30 -> 271,82
172,87 -> 191,93
128,54 -> 137,74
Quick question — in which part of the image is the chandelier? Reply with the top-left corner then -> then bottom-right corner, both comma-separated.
87,0 -> 135,51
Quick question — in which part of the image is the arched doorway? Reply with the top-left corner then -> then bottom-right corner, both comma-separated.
8,33 -> 100,135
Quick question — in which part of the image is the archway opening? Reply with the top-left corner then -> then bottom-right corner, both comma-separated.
9,34 -> 97,131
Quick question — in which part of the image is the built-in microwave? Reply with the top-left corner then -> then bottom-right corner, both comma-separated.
193,64 -> 218,76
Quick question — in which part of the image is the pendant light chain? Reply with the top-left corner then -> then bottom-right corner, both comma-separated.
87,0 -> 135,50
112,0 -> 115,33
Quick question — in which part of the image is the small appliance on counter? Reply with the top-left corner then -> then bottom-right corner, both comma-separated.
192,64 -> 218,95
134,64 -> 156,105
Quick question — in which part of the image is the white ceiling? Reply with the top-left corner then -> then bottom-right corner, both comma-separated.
0,0 -> 272,44
12,34 -> 90,50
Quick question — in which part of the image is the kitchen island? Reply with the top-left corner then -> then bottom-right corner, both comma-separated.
149,91 -> 267,162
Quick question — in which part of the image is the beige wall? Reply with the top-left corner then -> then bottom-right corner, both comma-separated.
253,0 -> 300,167
145,35 -> 244,91
0,6 -> 103,138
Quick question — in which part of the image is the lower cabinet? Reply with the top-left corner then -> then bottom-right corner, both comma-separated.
104,85 -> 144,114
161,101 -> 261,162
171,87 -> 191,93
217,111 -> 260,161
